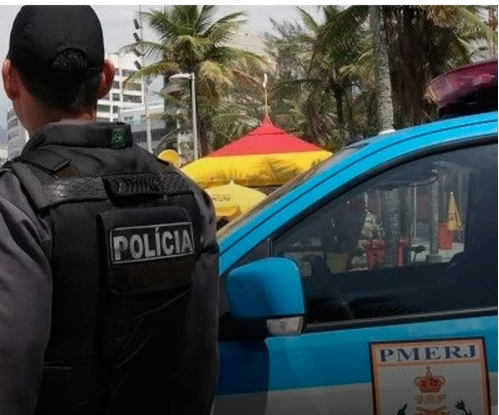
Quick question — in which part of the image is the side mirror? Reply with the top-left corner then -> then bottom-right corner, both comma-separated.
225,257 -> 305,337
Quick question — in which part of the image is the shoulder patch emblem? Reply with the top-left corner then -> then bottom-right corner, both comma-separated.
110,129 -> 126,149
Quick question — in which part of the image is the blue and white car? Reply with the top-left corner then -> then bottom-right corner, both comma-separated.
213,60 -> 498,415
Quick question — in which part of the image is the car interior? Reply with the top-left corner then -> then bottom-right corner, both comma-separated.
274,143 -> 498,325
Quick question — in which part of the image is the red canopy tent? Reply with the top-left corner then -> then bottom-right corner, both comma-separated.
182,117 -> 331,188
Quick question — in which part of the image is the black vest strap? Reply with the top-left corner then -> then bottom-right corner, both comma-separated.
10,161 -> 192,210
16,149 -> 70,174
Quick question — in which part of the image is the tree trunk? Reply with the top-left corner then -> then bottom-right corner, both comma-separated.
369,5 -> 394,132
427,176 -> 441,263
332,87 -> 346,147
400,187 -> 413,264
198,116 -> 212,157
382,189 -> 401,268
370,6 -> 399,267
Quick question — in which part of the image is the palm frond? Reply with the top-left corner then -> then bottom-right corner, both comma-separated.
198,5 -> 217,31
455,6 -> 498,44
211,46 -> 267,68
314,5 -> 368,61
204,11 -> 247,37
123,61 -> 180,86
297,7 -> 320,33
197,60 -> 232,86
207,21 -> 245,44
271,78 -> 322,99
173,35 -> 211,59
120,40 -> 171,62
141,9 -> 176,40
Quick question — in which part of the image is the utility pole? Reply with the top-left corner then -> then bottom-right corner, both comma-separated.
169,73 -> 199,160
139,6 -> 153,153
190,73 -> 198,160
133,6 -> 153,153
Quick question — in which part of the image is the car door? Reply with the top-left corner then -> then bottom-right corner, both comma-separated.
214,140 -> 498,415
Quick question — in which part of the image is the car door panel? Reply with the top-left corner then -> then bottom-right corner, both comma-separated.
217,137 -> 497,415
214,315 -> 497,415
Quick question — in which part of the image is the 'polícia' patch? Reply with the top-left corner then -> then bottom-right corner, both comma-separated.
99,205 -> 196,295
110,222 -> 194,265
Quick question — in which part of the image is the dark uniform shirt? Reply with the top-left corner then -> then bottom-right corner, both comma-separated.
0,122 -> 219,415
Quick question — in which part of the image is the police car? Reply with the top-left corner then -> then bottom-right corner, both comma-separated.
213,58 -> 498,415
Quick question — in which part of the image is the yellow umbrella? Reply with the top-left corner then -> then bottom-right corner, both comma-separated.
158,149 -> 180,168
205,181 -> 267,220
447,191 -> 462,231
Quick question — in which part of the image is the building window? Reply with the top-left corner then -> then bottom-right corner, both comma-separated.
97,117 -> 109,122
140,114 -> 146,120
102,94 -> 110,101
124,82 -> 142,92
112,81 -> 120,89
112,93 -> 120,101
122,69 -> 136,77
124,115 -> 134,122
123,95 -> 142,104
113,106 -> 120,114
97,105 -> 110,113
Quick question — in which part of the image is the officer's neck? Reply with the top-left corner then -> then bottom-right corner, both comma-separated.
24,101 -> 96,137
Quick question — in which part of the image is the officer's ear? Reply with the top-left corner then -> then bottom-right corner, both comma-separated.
2,59 -> 20,101
97,59 -> 115,100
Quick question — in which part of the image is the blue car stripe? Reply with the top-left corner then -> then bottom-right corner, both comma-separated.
217,315 -> 497,395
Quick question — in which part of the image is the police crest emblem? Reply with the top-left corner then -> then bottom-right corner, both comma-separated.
370,339 -> 490,415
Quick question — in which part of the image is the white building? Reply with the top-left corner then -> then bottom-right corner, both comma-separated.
118,101 -> 191,161
227,32 -> 268,58
0,144 -> 8,166
96,53 -> 144,122
118,101 -> 166,150
7,53 -> 145,160
7,107 -> 29,160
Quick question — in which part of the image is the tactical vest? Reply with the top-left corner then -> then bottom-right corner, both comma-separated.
7,126 -> 203,414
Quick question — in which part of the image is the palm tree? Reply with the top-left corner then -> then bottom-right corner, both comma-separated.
369,5 -> 394,132
317,6 -> 497,127
369,5 -> 398,266
267,6 -> 367,150
121,5 -> 266,157
316,6 -> 496,265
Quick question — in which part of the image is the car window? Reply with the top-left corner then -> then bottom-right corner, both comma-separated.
217,144 -> 366,239
273,143 -> 497,326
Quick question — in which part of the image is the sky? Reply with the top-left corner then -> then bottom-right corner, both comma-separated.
0,5 -> 319,129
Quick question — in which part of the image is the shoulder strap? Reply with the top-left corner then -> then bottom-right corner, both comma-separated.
8,153 -> 194,212
17,149 -> 70,174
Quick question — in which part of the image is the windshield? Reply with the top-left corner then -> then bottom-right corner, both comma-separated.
217,143 -> 367,239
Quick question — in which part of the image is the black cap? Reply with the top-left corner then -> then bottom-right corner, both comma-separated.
8,6 -> 104,81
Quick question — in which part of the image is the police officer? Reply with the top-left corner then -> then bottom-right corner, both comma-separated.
1,6 -> 219,415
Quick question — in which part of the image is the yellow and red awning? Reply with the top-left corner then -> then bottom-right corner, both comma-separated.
182,117 -> 331,188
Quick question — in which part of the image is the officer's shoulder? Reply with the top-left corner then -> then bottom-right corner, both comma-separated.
151,154 -> 203,192
0,163 -> 38,216
0,163 -> 21,186
137,148 -> 209,210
